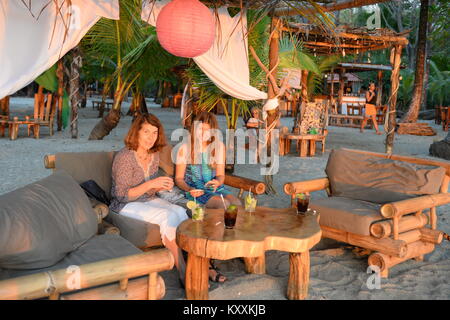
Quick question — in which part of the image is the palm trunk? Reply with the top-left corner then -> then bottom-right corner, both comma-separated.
401,0 -> 429,123
69,46 -> 82,139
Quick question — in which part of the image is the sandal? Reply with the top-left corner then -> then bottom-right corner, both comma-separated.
209,260 -> 227,283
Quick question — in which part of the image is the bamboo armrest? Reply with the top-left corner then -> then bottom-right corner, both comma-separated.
224,174 -> 266,195
283,177 -> 330,195
380,193 -> 450,218
0,249 -> 174,300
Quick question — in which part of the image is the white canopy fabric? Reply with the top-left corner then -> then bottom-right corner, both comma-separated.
142,0 -> 267,101
0,0 -> 119,99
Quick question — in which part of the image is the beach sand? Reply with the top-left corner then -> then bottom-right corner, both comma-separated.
1,97 -> 449,300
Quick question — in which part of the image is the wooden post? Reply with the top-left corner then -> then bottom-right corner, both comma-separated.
338,68 -> 345,110
69,46 -> 82,139
287,251 -> 310,300
185,253 -> 209,300
385,45 -> 403,154
57,59 -> 64,131
301,70 -> 309,104
264,14 -> 281,194
376,70 -> 383,106
330,68 -> 335,113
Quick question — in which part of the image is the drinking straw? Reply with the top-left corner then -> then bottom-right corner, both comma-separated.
220,194 -> 227,210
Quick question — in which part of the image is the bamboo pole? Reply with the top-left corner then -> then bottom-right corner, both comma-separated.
321,225 -> 407,257
224,174 -> 266,195
61,275 -> 165,300
338,69 -> 345,110
380,193 -> 450,218
370,214 -> 428,238
284,178 -> 330,195
368,241 -> 435,275
419,228 -> 443,244
385,45 -> 403,154
0,249 -> 174,300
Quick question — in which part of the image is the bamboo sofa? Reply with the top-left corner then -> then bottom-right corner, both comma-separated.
43,144 -> 266,250
284,148 -> 450,277
0,170 -> 173,300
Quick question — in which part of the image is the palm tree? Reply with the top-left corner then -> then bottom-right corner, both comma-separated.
402,0 -> 430,123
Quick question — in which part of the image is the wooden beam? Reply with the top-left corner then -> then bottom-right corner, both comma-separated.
275,0 -> 392,16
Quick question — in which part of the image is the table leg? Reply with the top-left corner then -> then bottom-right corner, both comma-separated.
299,140 -> 308,157
185,253 -> 209,300
287,251 -> 310,300
309,139 -> 316,157
244,255 -> 266,274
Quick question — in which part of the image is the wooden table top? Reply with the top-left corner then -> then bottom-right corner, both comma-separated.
176,206 -> 322,260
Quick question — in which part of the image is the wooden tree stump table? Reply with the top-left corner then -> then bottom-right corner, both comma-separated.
176,206 -> 322,300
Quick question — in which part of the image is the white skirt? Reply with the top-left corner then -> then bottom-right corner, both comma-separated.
119,198 -> 188,244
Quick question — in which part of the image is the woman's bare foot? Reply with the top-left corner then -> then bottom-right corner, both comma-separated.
376,131 -> 382,135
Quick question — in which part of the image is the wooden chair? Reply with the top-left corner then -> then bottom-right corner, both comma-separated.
280,101 -> 328,157
284,148 -> 450,278
375,105 -> 388,125
28,92 -> 57,139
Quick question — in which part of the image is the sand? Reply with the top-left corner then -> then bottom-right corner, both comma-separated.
1,97 -> 449,300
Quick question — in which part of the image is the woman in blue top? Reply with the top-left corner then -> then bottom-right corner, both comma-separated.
175,112 -> 241,208
175,112 -> 241,283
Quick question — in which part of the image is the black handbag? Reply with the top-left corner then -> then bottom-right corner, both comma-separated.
80,180 -> 110,206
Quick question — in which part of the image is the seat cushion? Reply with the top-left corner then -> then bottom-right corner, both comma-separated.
0,234 -> 141,280
0,171 -> 98,270
106,212 -> 163,249
310,196 -> 384,236
55,151 -> 116,199
326,149 -> 446,204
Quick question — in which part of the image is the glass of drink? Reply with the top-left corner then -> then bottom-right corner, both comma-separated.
244,192 -> 257,213
296,193 -> 310,214
187,200 -> 204,221
224,204 -> 238,229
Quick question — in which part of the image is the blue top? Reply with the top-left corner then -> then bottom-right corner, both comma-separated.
184,152 -> 231,204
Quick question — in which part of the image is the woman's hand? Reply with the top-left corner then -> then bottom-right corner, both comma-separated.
148,176 -> 174,191
204,179 -> 221,192
189,189 -> 205,198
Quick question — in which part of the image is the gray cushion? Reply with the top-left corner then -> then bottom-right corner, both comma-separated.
0,234 -> 141,280
310,196 -> 384,236
106,212 -> 163,249
55,151 -> 115,199
0,171 -> 98,270
326,149 -> 446,204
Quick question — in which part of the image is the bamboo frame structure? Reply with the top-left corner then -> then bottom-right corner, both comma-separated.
283,148 -> 450,277
0,249 -> 174,300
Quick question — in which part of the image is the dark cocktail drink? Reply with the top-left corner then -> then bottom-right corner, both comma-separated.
224,205 -> 238,229
296,193 -> 310,214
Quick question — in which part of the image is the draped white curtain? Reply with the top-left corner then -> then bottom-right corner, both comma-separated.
0,0 -> 119,99
141,0 -> 267,101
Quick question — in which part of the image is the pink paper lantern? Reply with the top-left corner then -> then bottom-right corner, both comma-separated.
156,0 -> 215,58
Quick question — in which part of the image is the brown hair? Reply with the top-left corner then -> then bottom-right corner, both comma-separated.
189,111 -> 219,166
124,113 -> 166,153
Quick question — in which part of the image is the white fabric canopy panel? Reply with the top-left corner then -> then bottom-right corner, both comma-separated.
0,0 -> 119,99
142,0 -> 267,101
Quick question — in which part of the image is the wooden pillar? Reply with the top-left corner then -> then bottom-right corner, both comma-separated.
0,96 -> 10,116
338,68 -> 345,109
376,70 -> 383,106
385,45 -> 403,154
300,70 -> 309,104
264,14 -> 281,194
56,60 -> 64,131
